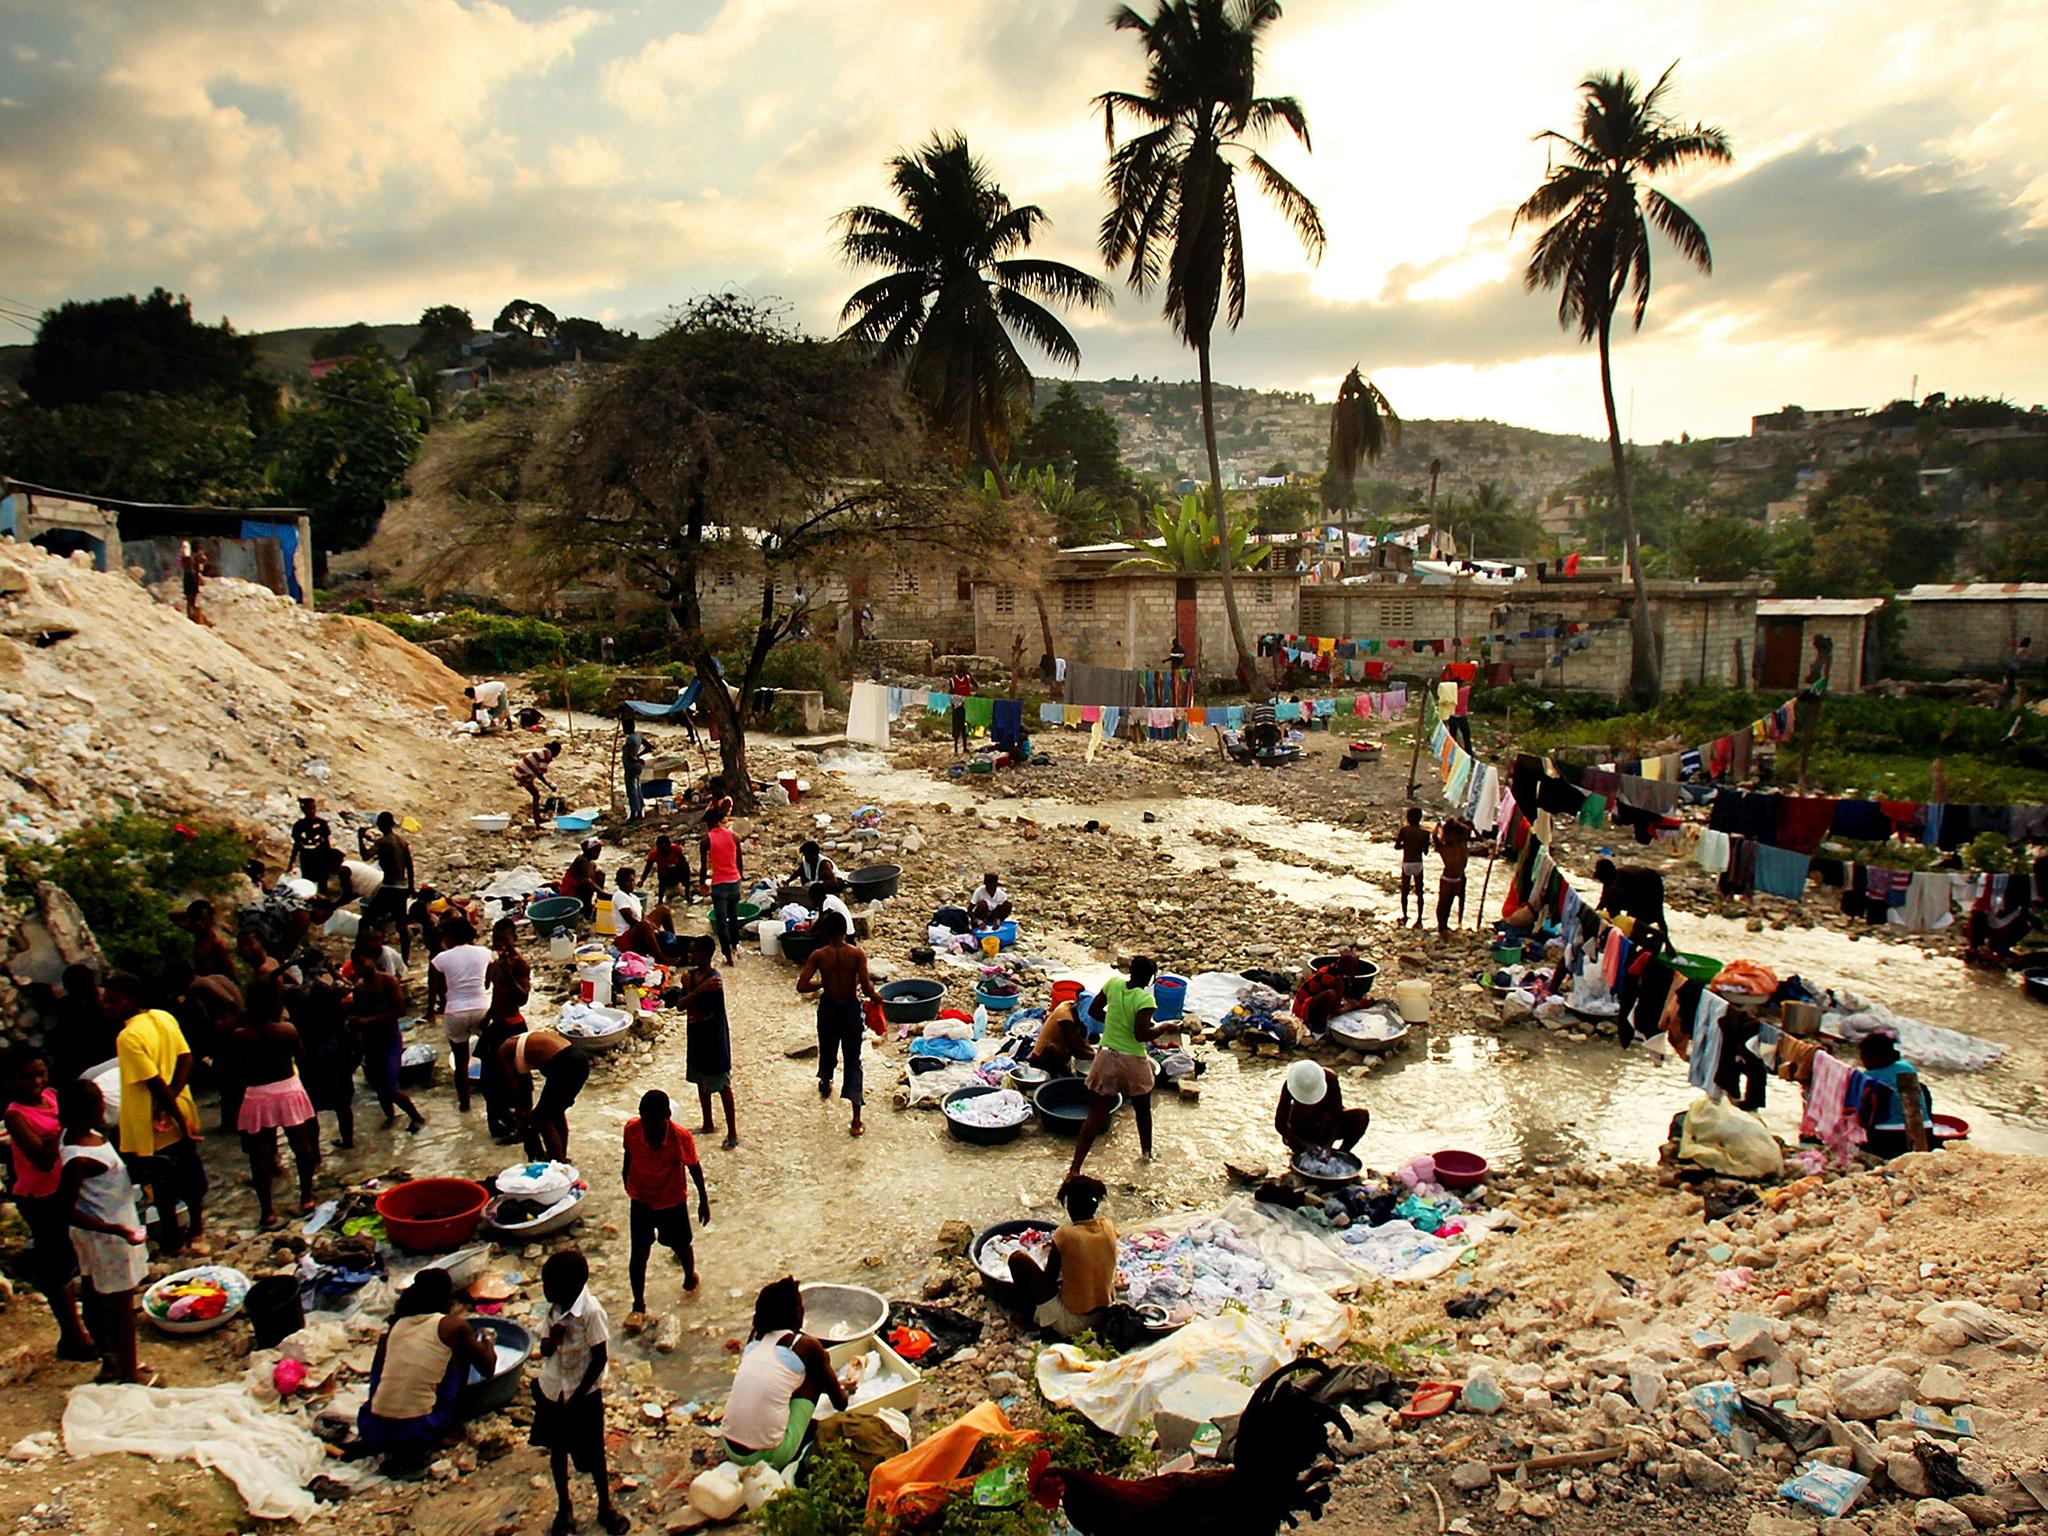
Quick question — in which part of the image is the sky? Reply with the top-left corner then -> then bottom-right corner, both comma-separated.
2,0 -> 2046,442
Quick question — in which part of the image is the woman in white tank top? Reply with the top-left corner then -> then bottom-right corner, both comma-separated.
721,1277 -> 847,1470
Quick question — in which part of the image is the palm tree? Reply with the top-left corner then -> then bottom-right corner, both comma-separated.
1096,0 -> 1324,682
1323,365 -> 1398,559
1513,65 -> 1731,699
837,131 -> 1111,494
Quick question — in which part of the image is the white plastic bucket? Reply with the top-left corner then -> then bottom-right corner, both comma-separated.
548,932 -> 575,962
758,918 -> 784,957
577,961 -> 613,1007
1394,978 -> 1432,1024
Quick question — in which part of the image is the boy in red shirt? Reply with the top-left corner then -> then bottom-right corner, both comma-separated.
621,1089 -> 709,1327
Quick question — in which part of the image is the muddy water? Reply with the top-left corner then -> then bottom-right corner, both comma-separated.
190,755 -> 2042,1404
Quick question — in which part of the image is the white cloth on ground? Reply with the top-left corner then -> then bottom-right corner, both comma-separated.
63,1383 -> 337,1522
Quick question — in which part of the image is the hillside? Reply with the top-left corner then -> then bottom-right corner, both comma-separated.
1044,375 -> 1608,506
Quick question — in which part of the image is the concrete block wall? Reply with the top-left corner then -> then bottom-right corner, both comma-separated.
1893,599 -> 2048,675
977,570 -> 1300,681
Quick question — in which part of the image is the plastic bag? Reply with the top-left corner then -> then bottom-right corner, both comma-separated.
1677,1095 -> 1785,1179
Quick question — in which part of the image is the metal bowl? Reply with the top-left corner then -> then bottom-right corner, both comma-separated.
799,1282 -> 890,1346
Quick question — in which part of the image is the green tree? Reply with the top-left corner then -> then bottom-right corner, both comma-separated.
1113,491 -> 1271,572
276,352 -> 427,550
411,304 -> 474,361
310,321 -> 381,361
1674,511 -> 1770,580
1253,480 -> 1317,534
1013,465 -> 1115,546
1015,382 -> 1130,496
494,299 -> 559,341
1097,0 -> 1326,682
1445,480 -> 1546,557
1514,65 -> 1732,699
519,296 -> 1009,810
836,131 -> 1110,489
0,391 -> 265,505
556,316 -> 638,362
21,288 -> 264,417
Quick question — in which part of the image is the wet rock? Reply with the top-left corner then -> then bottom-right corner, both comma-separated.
934,1220 -> 974,1257
1829,1365 -> 1912,1420
1912,1500 -> 1973,1536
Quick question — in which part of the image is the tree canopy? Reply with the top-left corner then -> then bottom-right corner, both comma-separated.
1014,383 -> 1130,497
310,321 -> 382,361
21,288 -> 263,414
411,305 -> 474,361
276,353 -> 427,550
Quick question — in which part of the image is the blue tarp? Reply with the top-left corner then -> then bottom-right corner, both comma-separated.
240,518 -> 303,601
624,659 -> 725,719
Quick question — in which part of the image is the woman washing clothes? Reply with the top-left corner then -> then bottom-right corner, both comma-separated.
1029,990 -> 1095,1077
722,1277 -> 849,1471
356,1268 -> 498,1473
1068,956 -> 1179,1180
1005,1176 -> 1119,1339
1854,1033 -> 1935,1158
1275,1059 -> 1371,1160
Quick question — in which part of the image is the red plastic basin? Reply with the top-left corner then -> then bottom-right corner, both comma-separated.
1930,1114 -> 1969,1143
1432,1150 -> 1490,1190
375,1178 -> 490,1253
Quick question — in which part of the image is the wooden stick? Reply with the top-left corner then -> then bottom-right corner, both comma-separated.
1488,1447 -> 1621,1477
1474,832 -> 1501,932
1405,691 -> 1428,800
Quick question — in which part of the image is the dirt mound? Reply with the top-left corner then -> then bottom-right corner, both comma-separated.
0,542 -> 474,843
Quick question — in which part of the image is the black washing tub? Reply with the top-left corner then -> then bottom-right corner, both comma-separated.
881,978 -> 945,1025
942,1084 -> 1033,1146
970,1218 -> 1058,1309
1033,1076 -> 1121,1137
847,864 -> 902,902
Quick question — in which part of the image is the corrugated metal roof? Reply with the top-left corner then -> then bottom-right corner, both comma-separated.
1898,583 -> 2048,601
1756,597 -> 1886,617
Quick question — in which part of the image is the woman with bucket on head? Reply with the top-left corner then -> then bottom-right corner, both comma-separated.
1068,956 -> 1180,1180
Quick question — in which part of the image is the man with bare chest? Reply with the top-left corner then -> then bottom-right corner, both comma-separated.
794,913 -> 879,1137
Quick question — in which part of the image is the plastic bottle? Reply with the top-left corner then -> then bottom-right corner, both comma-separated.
972,1004 -> 989,1039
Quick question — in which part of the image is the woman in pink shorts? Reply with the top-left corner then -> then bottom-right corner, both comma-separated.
233,976 -> 322,1228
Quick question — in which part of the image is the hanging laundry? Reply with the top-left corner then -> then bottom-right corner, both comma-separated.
1687,991 -> 1729,1094
1802,1051 -> 1863,1152
1694,828 -> 1731,874
1751,845 -> 1812,899
844,681 -> 891,748
1038,703 -> 1064,726
964,694 -> 995,730
1577,793 -> 1609,829
1888,871 -> 1954,932
1774,796 -> 1838,856
1829,799 -> 1893,841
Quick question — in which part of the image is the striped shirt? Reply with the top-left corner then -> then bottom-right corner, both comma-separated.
513,748 -> 554,784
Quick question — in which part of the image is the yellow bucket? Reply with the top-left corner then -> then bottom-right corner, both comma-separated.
980,934 -> 1002,960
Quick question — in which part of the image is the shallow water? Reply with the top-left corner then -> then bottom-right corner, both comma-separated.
190,748 -> 2045,1403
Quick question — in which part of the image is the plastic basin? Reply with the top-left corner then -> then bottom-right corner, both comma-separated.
143,1265 -> 250,1336
970,1218 -> 1059,1304
1490,942 -> 1524,966
735,901 -> 764,925
942,1085 -> 1032,1146
1152,975 -> 1188,1022
969,918 -> 1019,948
459,1318 -> 532,1419
1432,1150 -> 1490,1190
1670,952 -> 1725,984
780,928 -> 820,964
1930,1113 -> 1970,1143
1033,1077 -> 1119,1136
847,864 -> 901,902
880,978 -> 944,1025
375,1178 -> 490,1253
975,987 -> 1021,1013
1310,957 -> 1381,998
554,813 -> 597,833
525,897 -> 585,937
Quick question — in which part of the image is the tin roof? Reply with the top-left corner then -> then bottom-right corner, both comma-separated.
1756,597 -> 1886,617
1897,583 -> 2048,602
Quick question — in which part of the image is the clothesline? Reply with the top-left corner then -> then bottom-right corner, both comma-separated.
1261,618 -> 1628,656
880,686 -> 1416,734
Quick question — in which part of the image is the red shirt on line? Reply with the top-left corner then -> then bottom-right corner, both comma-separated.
623,1117 -> 697,1210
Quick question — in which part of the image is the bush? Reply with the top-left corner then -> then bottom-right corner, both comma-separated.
528,663 -> 612,713
718,639 -> 848,710
7,813 -> 248,980
367,607 -> 572,671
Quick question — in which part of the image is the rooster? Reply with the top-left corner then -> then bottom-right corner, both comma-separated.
1032,1359 -> 1354,1536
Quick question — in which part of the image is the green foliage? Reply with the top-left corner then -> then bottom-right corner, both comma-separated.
556,317 -> 638,362
22,288 -> 263,414
1965,833 -> 2028,875
529,662 -> 611,713
411,305 -> 474,363
495,299 -> 559,340
1015,383 -> 1130,497
1253,482 -> 1318,535
309,321 -> 382,361
6,813 -> 247,979
1008,466 -> 1114,546
1113,492 -> 1271,573
0,390 -> 267,505
717,638 -> 846,711
366,608 -> 570,670
276,352 -> 428,550
1443,480 -> 1545,557
759,1444 -> 871,1536
1675,512 -> 1771,580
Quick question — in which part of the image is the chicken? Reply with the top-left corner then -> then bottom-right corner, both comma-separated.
1037,1359 -> 1351,1536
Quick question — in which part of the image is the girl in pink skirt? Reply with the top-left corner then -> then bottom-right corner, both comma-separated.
234,976 -> 322,1228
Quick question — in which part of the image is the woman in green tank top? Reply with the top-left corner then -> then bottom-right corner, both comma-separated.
1069,956 -> 1179,1179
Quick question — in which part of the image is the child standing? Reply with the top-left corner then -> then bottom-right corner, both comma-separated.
4,1049 -> 96,1361
57,1078 -> 154,1385
530,1250 -> 628,1535
621,1090 -> 709,1329
1393,807 -> 1430,928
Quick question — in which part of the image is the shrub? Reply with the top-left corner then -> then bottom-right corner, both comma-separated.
719,639 -> 848,710
528,662 -> 611,713
7,813 -> 248,980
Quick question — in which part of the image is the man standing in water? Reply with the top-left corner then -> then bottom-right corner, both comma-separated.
794,912 -> 880,1137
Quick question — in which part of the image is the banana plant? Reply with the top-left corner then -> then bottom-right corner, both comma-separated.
1111,492 -> 1272,573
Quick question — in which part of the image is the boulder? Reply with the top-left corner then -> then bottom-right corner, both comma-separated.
1888,1452 -> 1930,1496
1829,1365 -> 1913,1420
1912,1500 -> 1974,1536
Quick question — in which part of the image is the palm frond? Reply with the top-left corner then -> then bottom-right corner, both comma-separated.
991,288 -> 1085,371
993,258 -> 1114,311
1644,188 -> 1712,273
1241,93 -> 1312,149
1245,149 -> 1325,260
1638,126 -> 1734,174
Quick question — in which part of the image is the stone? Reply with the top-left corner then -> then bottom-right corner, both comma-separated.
1830,1366 -> 1913,1420
1912,1500 -> 1973,1536
1678,1447 -> 1737,1494
783,1036 -> 819,1059
1827,1416 -> 1885,1477
933,1220 -> 974,1257
1916,1365 -> 1969,1408
1748,1515 -> 1818,1536
1451,1460 -> 1494,1492
1947,1495 -> 2006,1528
1519,1490 -> 1559,1520
1888,1452 -> 1930,1497
1818,1522 -> 1868,1536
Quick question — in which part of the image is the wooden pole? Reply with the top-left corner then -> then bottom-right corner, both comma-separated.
1405,688 -> 1428,800
1474,828 -> 1502,931
1899,1067 -> 1930,1152
605,720 -> 621,820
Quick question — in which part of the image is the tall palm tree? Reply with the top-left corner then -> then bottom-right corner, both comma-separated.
1096,0 -> 1324,682
1323,366 -> 1399,556
837,131 -> 1111,495
1514,64 -> 1731,699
